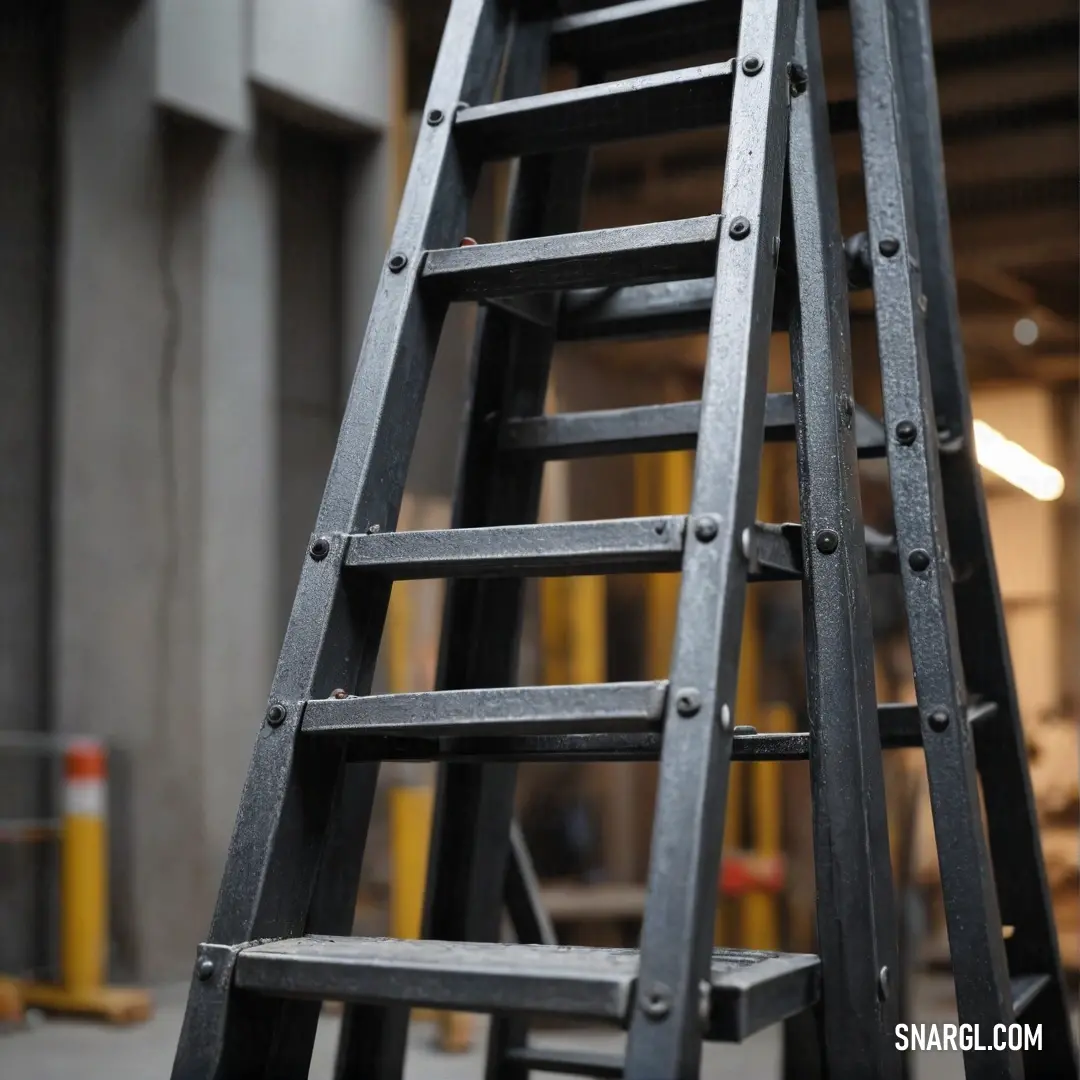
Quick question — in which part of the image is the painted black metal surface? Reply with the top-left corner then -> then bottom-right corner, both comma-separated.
785,0 -> 900,1071
455,62 -> 735,159
233,935 -> 820,1036
171,0 -> 1076,1072
170,0 -> 512,1074
499,393 -> 886,460
422,216 -> 720,299
890,0 -> 1079,1074
623,0 -> 796,1073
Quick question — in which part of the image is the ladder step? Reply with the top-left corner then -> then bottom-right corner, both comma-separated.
456,63 -> 734,160
559,278 -> 715,340
500,395 -> 887,460
231,936 -> 820,1040
504,1046 -> 624,1078
422,217 -> 718,300
345,517 -> 685,579
336,701 -> 933,760
1010,973 -> 1050,1017
551,0 -> 739,71
305,681 -> 669,738
343,518 -> 896,582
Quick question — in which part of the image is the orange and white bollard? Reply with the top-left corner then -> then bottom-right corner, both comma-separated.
61,740 -> 108,996
19,737 -> 152,1023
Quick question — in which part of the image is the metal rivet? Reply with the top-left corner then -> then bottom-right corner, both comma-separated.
196,956 -> 215,981
895,420 -> 918,445
728,216 -> 751,240
426,108 -> 444,126
675,688 -> 701,717
918,293 -> 928,314
388,252 -> 408,273
908,548 -> 931,572
878,237 -> 900,257
787,61 -> 808,95
367,524 -> 381,534
331,689 -> 348,700
459,236 -> 478,247
841,394 -> 854,423
310,537 -> 331,561
266,703 -> 287,727
878,965 -> 890,1001
734,724 -> 757,735
694,515 -> 719,542
815,529 -> 839,555
641,982 -> 671,1019
742,55 -> 763,76
720,703 -> 731,729
928,708 -> 950,733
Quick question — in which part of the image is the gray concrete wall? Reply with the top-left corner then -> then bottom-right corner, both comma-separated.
3,0 -> 402,982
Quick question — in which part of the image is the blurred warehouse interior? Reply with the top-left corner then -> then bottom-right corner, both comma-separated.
0,0 -> 1076,1039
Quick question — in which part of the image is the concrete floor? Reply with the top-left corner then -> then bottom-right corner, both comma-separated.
0,977 -> 988,1079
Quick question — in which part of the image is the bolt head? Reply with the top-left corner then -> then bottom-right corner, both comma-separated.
895,420 -> 918,445
742,55 -> 763,76
426,108 -> 444,126
694,514 -> 719,542
877,965 -> 890,1001
878,237 -> 900,257
787,61 -> 808,95
310,537 -> 331,561
266,703 -> 287,727
728,216 -> 751,240
388,252 -> 408,273
641,982 -> 672,1019
928,708 -> 950,733
675,688 -> 702,717
815,529 -> 840,555
367,524 -> 381,534
908,548 -> 931,572
196,956 -> 215,981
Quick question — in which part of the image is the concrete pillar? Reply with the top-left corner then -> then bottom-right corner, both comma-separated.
55,0 -> 278,979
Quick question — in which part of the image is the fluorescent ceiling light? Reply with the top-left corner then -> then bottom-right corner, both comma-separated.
972,419 -> 1064,501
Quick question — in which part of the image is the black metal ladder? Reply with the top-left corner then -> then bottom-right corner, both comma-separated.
170,0 -> 1077,1075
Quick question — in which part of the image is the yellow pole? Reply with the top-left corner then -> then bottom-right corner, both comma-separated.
62,740 -> 107,996
388,786 -> 434,941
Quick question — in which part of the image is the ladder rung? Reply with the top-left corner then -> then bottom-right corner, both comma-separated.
343,705 -> 930,763
304,681 -> 668,738
455,63 -> 734,160
343,517 -> 869,582
500,395 -> 887,460
551,0 -> 739,71
231,936 -> 821,1040
504,1046 -> 623,1078
422,217 -> 719,300
1010,973 -> 1050,1017
346,517 -> 685,579
559,278 -> 715,340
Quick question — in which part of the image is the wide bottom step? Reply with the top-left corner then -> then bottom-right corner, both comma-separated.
233,936 -> 819,1042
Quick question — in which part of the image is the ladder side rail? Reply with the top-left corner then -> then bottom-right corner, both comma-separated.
891,0 -> 1078,1071
330,21 -> 595,1079
848,0 -> 1020,1075
169,1 -> 511,1075
623,0 -> 797,1074
785,0 -> 901,1073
